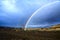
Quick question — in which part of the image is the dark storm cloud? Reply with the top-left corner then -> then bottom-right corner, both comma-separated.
0,0 -> 59,28
27,1 -> 60,28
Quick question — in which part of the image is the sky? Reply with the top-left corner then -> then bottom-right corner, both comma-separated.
0,0 -> 60,28
26,1 -> 60,28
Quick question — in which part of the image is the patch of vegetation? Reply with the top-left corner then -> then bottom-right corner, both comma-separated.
0,26 -> 60,40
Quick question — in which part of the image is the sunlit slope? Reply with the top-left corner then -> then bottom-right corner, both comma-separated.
26,24 -> 60,31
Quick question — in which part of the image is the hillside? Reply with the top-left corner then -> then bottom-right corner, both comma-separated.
0,26 -> 60,40
25,24 -> 60,31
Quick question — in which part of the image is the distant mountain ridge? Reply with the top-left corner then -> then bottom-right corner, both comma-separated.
0,26 -> 15,29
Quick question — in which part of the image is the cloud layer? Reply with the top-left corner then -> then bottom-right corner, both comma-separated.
0,0 -> 60,28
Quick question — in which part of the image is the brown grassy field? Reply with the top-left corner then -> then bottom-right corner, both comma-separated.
0,27 -> 60,40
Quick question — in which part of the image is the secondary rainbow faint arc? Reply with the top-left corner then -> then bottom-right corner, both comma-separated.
24,1 -> 60,30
